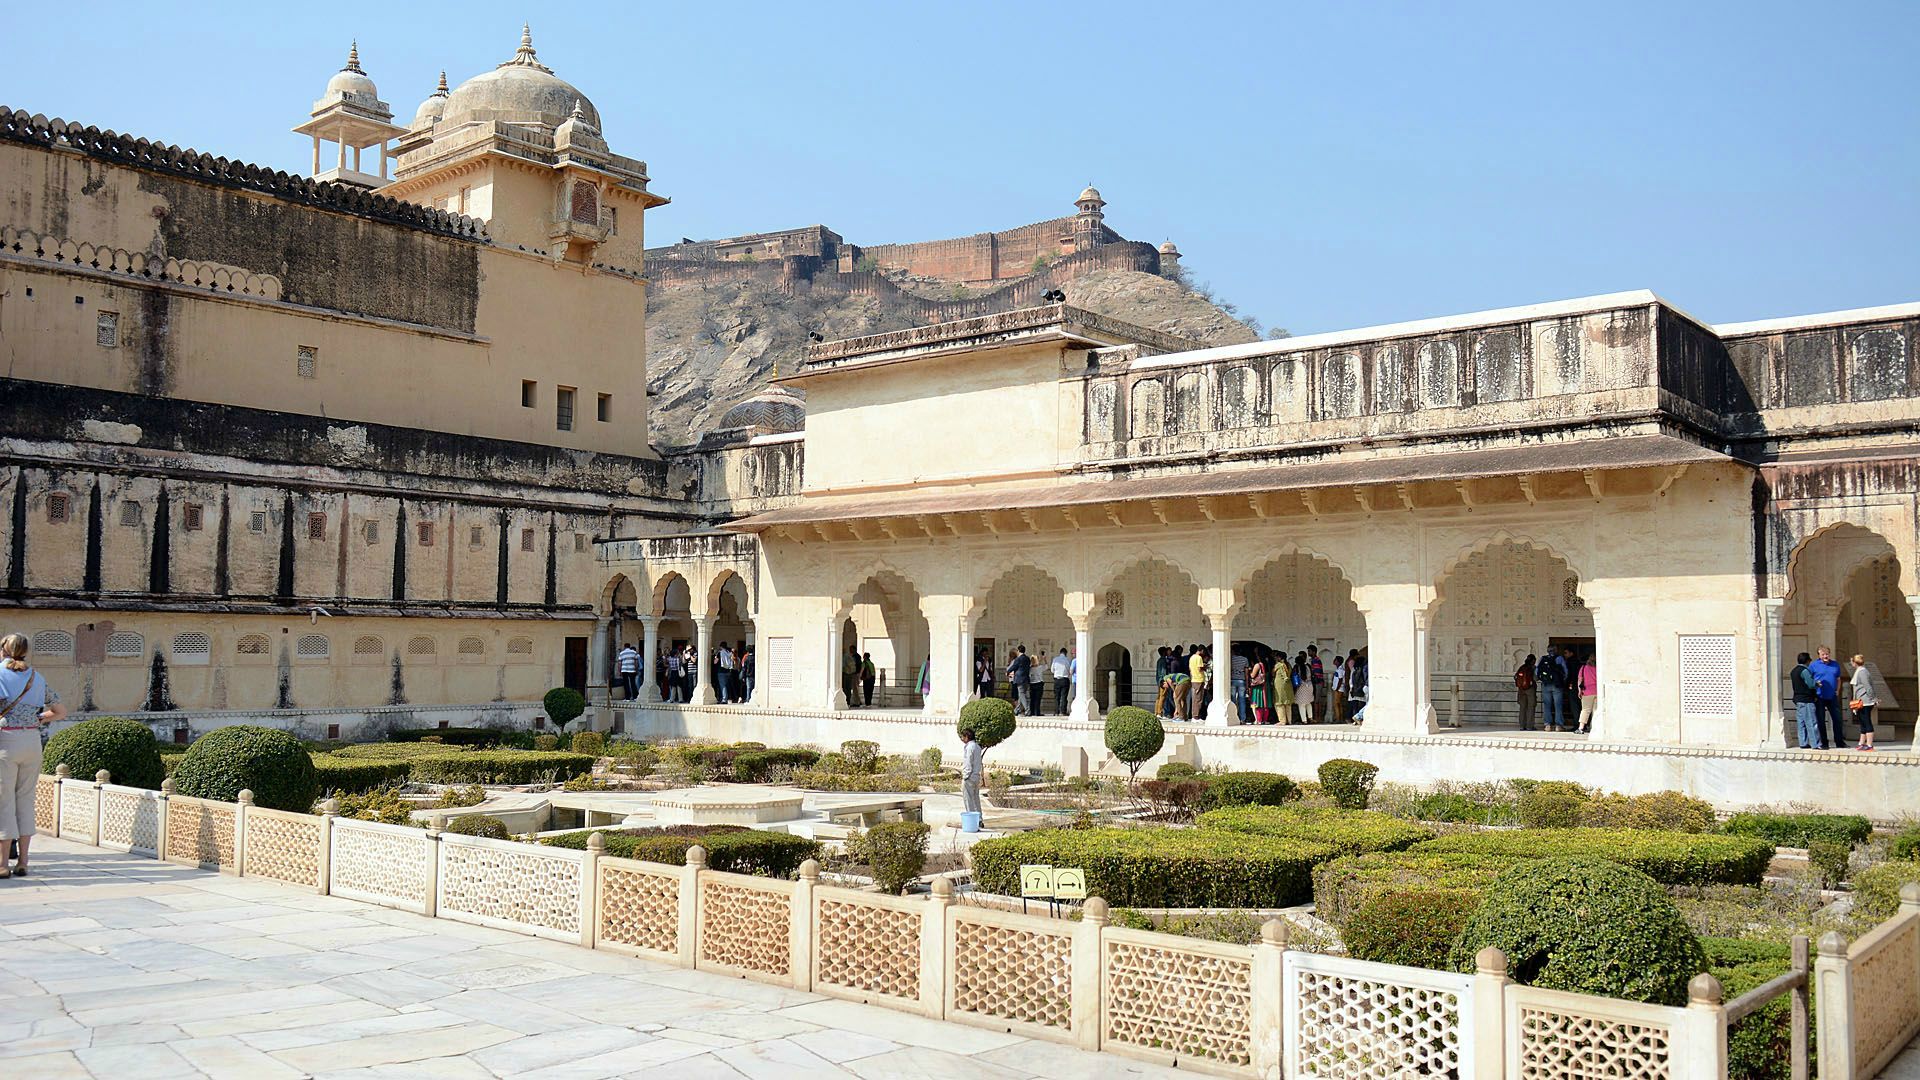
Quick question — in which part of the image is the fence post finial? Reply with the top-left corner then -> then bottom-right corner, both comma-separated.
237,789 -> 255,807
161,778 -> 175,795
1475,946 -> 1507,978
1083,896 -> 1108,926
586,832 -> 605,855
799,858 -> 819,882
96,769 -> 111,784
1687,972 -> 1723,1007
320,798 -> 339,816
55,763 -> 71,779
1817,931 -> 1848,958
1900,882 -> 1920,912
1261,918 -> 1289,949
930,876 -> 954,902
686,844 -> 707,870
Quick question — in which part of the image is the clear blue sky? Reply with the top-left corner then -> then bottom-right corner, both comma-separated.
8,1 -> 1917,334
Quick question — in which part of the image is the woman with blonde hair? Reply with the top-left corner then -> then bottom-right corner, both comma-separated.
0,632 -> 66,876
1848,653 -> 1878,751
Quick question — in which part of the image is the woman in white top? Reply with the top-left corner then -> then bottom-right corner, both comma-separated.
0,633 -> 68,877
1848,653 -> 1878,751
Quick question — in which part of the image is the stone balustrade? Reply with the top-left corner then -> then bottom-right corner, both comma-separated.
34,766 -> 1920,1079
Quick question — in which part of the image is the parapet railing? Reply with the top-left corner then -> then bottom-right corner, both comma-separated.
34,765 -> 1920,1079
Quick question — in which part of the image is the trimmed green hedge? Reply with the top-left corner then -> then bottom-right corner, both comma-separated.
172,726 -> 317,811
1721,812 -> 1873,849
1710,949 -> 1816,1080
1342,887 -> 1484,969
388,727 -> 503,746
43,717 -> 166,790
789,770 -> 921,792
311,754 -> 413,794
1450,858 -> 1707,1006
327,743 -> 477,761
1318,759 -> 1378,809
731,748 -> 821,782
446,814 -> 510,839
543,826 -> 819,877
407,751 -> 595,785
1197,772 -> 1298,811
1198,806 -> 1434,857
1310,851 -> 1520,926
1411,828 -> 1774,886
970,827 -> 1336,908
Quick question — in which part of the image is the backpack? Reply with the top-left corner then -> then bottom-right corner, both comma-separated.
1515,666 -> 1534,690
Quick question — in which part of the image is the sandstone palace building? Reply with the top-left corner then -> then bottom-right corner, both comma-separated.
2,31 -> 1916,814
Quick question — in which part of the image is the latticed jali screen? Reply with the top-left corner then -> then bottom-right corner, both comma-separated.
58,782 -> 95,844
165,798 -> 236,868
698,878 -> 791,977
1852,918 -> 1920,1070
1292,966 -> 1465,1079
329,821 -> 433,910
34,775 -> 57,834
243,811 -> 323,888
596,861 -> 681,956
438,840 -> 582,937
950,916 -> 1073,1031
1514,1006 -> 1670,1079
1104,936 -> 1253,1067
98,787 -> 160,854
815,895 -> 921,1004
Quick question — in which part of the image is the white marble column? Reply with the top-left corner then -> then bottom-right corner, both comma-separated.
1070,619 -> 1098,722
960,617 -> 978,703
692,617 -> 716,705
587,617 -> 612,705
1760,598 -> 1787,747
826,618 -> 848,711
1351,583 -> 1436,736
1205,613 -> 1234,726
1908,596 -> 1920,756
638,616 -> 659,702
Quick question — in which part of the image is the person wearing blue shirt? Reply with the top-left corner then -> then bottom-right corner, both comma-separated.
1807,647 -> 1845,750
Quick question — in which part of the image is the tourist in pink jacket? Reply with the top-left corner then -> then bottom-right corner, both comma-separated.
1575,655 -> 1599,735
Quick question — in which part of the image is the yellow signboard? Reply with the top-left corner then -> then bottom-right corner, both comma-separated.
1052,868 -> 1087,900
1020,864 -> 1055,898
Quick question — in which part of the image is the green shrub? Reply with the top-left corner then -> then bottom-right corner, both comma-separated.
1852,860 -> 1920,922
969,827 -> 1336,908
1450,858 -> 1707,1005
1197,772 -> 1299,811
1722,812 -> 1873,849
840,740 -> 881,773
327,743 -> 473,761
570,731 -> 606,758
445,814 -> 509,840
1807,840 -> 1849,889
543,826 -> 819,877
1311,851 -> 1519,926
1156,761 -> 1200,781
327,787 -> 417,825
918,747 -> 943,772
1412,828 -> 1774,887
859,821 -> 931,894
533,734 -> 560,751
542,687 -> 586,731
1343,887 -> 1484,969
1581,791 -> 1716,833
788,769 -> 921,792
172,726 -> 317,811
1104,706 -> 1165,783
959,697 -> 1017,749
1317,759 -> 1378,809
42,717 -> 165,790
1200,806 -> 1433,857
1892,826 -> 1920,862
1412,792 -> 1518,826
1716,958 -> 1814,1080
432,784 -> 487,808
1699,936 -> 1790,968
731,748 -> 821,781
1108,908 -> 1267,946
1517,785 -> 1586,829
406,750 -> 594,785
386,727 -> 502,746
311,754 -> 413,794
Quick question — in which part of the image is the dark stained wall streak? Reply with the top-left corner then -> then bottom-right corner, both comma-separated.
150,482 -> 171,594
83,481 -> 102,592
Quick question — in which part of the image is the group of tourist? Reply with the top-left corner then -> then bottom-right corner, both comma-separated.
1512,647 -> 1599,733
618,640 -> 755,704
844,645 -> 932,709
977,645 -> 1079,716
1228,644 -> 1368,725
0,634 -> 68,879
1788,646 -> 1881,751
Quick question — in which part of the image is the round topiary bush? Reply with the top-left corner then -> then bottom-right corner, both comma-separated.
857,820 -> 931,895
1516,782 -> 1587,829
1343,887 -> 1484,969
444,814 -> 510,840
570,730 -> 605,758
1104,706 -> 1165,783
1156,761 -> 1201,781
42,716 -> 166,790
1318,758 -> 1379,810
1449,857 -> 1707,1004
1197,772 -> 1300,811
543,687 -> 586,731
171,726 -> 317,811
959,697 -> 1017,750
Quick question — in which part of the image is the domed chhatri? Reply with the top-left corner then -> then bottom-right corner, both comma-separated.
411,71 -> 450,129
442,24 -> 602,133
325,42 -> 379,101
717,388 -> 806,435
294,40 -> 405,190
1076,184 -> 1105,208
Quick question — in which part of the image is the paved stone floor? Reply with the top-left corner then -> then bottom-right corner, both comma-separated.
1885,1035 -> 1920,1080
0,837 -> 1188,1079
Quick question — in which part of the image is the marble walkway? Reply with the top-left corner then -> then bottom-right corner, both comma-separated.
0,837 -> 1188,1080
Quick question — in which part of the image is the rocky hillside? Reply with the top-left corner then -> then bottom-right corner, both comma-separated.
644,269 -> 1263,447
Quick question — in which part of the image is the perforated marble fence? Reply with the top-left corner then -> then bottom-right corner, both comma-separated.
32,769 -> 1920,1080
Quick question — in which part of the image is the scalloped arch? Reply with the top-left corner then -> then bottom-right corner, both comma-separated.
969,561 -> 1074,621
706,567 -> 754,615
836,556 -> 926,615
1087,547 -> 1206,599
1784,521 -> 1906,597
1430,531 -> 1589,608
1226,543 -> 1357,603
648,569 -> 690,614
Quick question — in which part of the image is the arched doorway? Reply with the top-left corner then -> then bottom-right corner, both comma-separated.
602,575 -> 641,703
1236,552 -> 1366,724
1093,558 -> 1207,719
1786,525 -> 1915,739
974,565 -> 1074,716
842,570 -> 929,709
711,571 -> 754,704
1429,541 -> 1593,730
1094,643 -> 1132,710
653,572 -> 694,700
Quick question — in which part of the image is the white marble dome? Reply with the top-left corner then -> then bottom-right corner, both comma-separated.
443,26 -> 601,131
412,72 -> 449,128
717,388 -> 805,434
